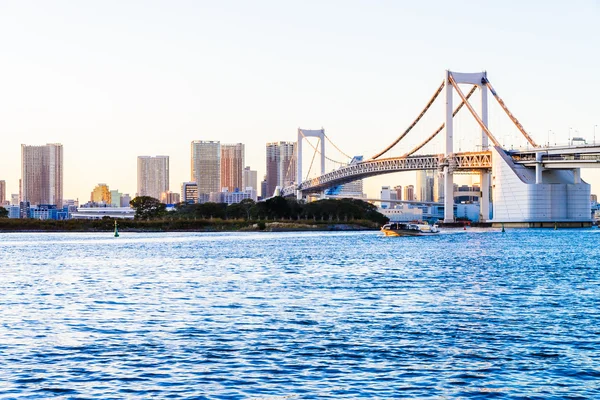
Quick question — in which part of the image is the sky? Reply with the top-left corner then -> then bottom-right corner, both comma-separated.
0,0 -> 598,201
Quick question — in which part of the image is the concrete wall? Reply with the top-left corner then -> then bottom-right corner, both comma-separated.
491,146 -> 591,223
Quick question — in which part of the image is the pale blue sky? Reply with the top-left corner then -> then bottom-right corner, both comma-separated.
0,1 -> 598,200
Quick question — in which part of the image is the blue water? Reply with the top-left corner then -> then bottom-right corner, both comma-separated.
1,229 -> 599,398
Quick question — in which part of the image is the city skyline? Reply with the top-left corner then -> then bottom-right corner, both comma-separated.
0,2 -> 597,201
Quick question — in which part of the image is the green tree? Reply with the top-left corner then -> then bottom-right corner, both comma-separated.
130,196 -> 167,220
0,207 -> 8,218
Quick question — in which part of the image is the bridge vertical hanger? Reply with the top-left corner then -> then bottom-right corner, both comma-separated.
444,70 -> 454,222
297,128 -> 326,199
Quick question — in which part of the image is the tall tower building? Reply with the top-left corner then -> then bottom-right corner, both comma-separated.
221,143 -> 244,192
266,141 -> 296,197
137,156 -> 169,200
21,143 -> 63,207
191,140 -> 221,195
91,183 -> 111,203
404,185 -> 415,201
394,185 -> 403,201
242,167 -> 258,192
0,180 -> 5,205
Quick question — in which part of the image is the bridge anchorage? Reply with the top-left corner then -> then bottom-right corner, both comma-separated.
282,70 -> 600,227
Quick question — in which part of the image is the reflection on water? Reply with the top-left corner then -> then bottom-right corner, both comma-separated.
1,230 -> 599,398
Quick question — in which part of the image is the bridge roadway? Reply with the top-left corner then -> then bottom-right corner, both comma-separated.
281,144 -> 600,197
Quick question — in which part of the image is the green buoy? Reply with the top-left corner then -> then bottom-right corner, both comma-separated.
114,220 -> 119,237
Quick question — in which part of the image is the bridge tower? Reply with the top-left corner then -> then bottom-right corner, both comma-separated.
297,128 -> 326,199
444,71 -> 490,222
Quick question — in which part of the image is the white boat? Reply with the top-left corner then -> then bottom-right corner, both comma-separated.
381,221 -> 440,237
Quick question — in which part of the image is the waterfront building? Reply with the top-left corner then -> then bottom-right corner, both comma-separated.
160,191 -> 180,204
266,141 -> 296,198
181,182 -> 199,204
21,143 -> 63,207
137,156 -> 169,200
404,185 -> 415,201
221,143 -> 244,192
242,167 -> 258,192
71,207 -> 135,220
8,205 -> 20,218
191,140 -> 221,196
0,180 -> 5,205
11,194 -> 18,206
416,170 -> 436,202
91,184 -> 111,204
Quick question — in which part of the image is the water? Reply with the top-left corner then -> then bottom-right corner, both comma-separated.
1,229 -> 599,399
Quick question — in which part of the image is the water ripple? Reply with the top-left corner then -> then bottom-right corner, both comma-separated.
0,230 -> 599,398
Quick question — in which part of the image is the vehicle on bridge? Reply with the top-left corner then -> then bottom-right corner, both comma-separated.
381,221 -> 440,237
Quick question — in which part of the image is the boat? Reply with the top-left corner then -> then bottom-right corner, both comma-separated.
381,221 -> 440,237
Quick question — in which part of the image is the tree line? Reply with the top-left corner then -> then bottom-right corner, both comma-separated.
130,196 -> 388,224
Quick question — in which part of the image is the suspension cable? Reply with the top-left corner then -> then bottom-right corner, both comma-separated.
370,80 -> 445,160
324,134 -> 352,160
305,138 -> 320,181
449,75 -> 501,147
402,85 -> 478,157
483,79 -> 538,148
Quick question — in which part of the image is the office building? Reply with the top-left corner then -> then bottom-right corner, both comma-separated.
266,141 -> 296,197
11,194 -> 19,206
21,143 -> 63,207
91,183 -> 111,204
221,143 -> 244,192
181,182 -> 199,204
380,186 -> 392,209
242,166 -> 258,192
137,156 -> 169,200
191,140 -> 221,195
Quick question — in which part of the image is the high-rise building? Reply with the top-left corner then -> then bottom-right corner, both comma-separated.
380,186 -> 392,209
416,170 -> 436,202
404,185 -> 415,201
260,176 -> 267,200
0,180 -> 5,205
394,185 -> 402,201
137,156 -> 169,200
242,166 -> 258,192
221,143 -> 244,192
181,182 -> 199,204
191,141 -> 221,196
21,143 -> 63,207
91,183 -> 111,204
11,194 -> 19,206
266,141 -> 296,197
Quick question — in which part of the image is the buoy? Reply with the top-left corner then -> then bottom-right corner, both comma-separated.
114,220 -> 120,237
501,223 -> 505,233
554,222 -> 557,230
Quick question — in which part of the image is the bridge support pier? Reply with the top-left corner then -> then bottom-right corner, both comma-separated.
444,167 -> 454,222
480,171 -> 490,222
